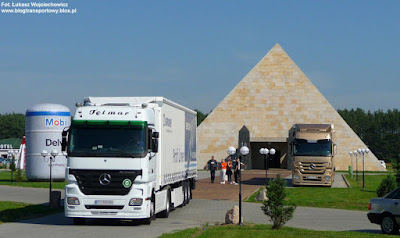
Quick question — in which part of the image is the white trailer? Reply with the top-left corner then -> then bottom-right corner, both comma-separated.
62,97 -> 197,224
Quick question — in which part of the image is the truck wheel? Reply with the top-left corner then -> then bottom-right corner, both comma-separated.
159,190 -> 170,218
143,195 -> 155,225
73,218 -> 85,225
381,215 -> 399,234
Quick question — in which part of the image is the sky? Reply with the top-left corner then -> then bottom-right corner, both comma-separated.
0,0 -> 399,114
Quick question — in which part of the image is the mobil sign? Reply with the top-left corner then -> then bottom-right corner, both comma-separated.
45,118 -> 68,127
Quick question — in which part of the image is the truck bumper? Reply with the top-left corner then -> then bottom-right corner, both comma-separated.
65,183 -> 151,219
292,170 -> 333,186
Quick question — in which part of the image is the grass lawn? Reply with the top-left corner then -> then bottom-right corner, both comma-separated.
0,171 -> 67,189
246,174 -> 386,211
0,201 -> 63,223
159,224 -> 386,238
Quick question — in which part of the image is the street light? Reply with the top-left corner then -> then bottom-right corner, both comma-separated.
7,150 -> 18,181
357,148 -> 370,189
41,149 -> 59,206
348,151 -> 354,179
353,150 -> 358,181
259,148 -> 276,183
228,145 -> 248,225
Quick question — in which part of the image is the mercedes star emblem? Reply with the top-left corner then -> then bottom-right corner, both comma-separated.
99,173 -> 111,185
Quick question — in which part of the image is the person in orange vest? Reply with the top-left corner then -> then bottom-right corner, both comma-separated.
220,159 -> 227,184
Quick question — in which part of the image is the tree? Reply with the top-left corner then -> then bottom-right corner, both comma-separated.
261,174 -> 296,229
0,113 -> 25,139
194,109 -> 210,126
377,174 -> 397,197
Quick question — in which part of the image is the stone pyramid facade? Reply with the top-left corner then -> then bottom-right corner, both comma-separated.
197,43 -> 384,171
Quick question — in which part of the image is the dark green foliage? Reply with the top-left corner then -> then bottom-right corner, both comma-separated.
15,169 -> 25,182
261,174 -> 296,229
392,154 -> 400,186
0,113 -> 25,139
194,109 -> 210,126
338,108 -> 400,162
377,174 -> 397,197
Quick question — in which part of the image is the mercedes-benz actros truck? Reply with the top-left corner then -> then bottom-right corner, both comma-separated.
62,97 -> 197,224
288,124 -> 336,187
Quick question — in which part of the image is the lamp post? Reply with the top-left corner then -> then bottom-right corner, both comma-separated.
259,148 -> 276,183
353,150 -> 358,181
41,149 -> 59,206
227,145 -> 248,226
7,150 -> 18,182
357,148 -> 370,189
349,151 -> 354,179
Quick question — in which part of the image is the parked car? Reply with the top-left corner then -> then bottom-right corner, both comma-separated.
1,158 -> 11,165
368,187 -> 400,234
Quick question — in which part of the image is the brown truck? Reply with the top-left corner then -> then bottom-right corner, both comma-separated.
288,124 -> 336,187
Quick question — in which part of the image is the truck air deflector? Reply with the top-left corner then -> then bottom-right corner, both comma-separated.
72,120 -> 147,127
69,169 -> 142,195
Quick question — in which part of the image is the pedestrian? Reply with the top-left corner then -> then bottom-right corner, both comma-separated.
226,158 -> 233,184
206,156 -> 218,183
234,158 -> 244,185
220,159 -> 227,184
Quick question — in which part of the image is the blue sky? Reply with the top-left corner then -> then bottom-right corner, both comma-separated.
1,0 -> 399,114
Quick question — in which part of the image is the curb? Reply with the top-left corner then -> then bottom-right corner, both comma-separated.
341,174 -> 351,188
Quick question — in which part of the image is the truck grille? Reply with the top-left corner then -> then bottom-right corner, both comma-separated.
299,162 -> 327,174
69,169 -> 142,195
85,205 -> 124,210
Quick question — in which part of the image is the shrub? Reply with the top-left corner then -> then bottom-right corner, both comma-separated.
15,169 -> 25,182
377,174 -> 397,197
261,174 -> 296,229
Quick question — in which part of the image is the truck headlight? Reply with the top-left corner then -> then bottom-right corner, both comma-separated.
129,198 -> 143,206
293,175 -> 300,180
67,197 -> 80,205
324,176 -> 331,181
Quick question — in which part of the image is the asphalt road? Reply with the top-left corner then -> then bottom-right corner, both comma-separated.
0,185 -> 381,238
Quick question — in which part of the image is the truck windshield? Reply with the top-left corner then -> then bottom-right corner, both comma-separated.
293,139 -> 332,157
68,124 -> 147,158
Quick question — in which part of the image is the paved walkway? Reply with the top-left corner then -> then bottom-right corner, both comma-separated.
194,169 -> 292,200
195,169 -> 347,200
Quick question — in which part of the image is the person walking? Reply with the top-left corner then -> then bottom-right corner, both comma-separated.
233,158 -> 243,185
220,159 -> 227,184
226,158 -> 233,184
206,156 -> 218,183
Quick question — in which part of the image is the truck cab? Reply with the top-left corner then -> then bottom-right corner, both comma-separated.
288,124 -> 336,187
62,97 -> 196,224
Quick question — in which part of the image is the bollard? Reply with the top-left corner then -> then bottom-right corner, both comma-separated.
50,191 -> 61,208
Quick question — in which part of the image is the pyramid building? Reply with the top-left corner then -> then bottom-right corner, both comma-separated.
197,44 -> 384,171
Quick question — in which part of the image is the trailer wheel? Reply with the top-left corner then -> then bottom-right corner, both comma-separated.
186,181 -> 190,204
159,190 -> 170,218
181,183 -> 186,207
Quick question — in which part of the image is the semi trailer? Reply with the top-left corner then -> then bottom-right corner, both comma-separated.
62,97 -> 197,224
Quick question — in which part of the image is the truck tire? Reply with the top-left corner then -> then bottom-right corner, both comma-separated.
381,215 -> 399,235
73,218 -> 85,225
159,190 -> 170,218
143,194 -> 155,225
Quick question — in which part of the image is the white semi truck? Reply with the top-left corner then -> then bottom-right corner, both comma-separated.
62,97 -> 197,224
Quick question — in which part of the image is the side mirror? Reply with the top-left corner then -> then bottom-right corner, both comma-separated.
152,138 -> 158,153
61,127 -> 70,152
333,144 -> 337,155
152,132 -> 159,139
